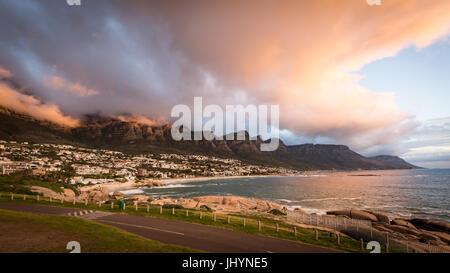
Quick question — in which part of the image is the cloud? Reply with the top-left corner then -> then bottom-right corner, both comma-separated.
0,0 -> 449,149
0,67 -> 79,127
0,67 -> 12,78
44,75 -> 99,97
400,117 -> 450,166
116,115 -> 162,127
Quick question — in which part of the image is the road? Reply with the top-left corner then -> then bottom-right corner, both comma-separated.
0,203 -> 339,253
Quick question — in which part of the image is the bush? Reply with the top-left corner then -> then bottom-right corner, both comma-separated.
162,204 -> 184,209
200,205 -> 214,212
269,209 -> 287,216
0,183 -> 36,195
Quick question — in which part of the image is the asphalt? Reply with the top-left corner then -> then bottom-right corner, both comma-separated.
0,203 -> 339,253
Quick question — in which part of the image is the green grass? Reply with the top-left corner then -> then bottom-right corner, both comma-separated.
0,192 -> 392,253
0,208 -> 200,253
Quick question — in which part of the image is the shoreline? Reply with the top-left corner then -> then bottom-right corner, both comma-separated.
79,174 -> 292,193
77,169 -> 382,193
157,174 -> 285,184
78,170 -> 336,193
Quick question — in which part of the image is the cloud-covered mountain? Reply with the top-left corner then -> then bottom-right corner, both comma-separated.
0,107 -> 419,171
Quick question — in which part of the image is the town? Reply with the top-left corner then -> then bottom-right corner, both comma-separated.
0,140 -> 300,187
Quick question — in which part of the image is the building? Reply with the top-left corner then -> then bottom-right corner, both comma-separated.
137,168 -> 148,177
0,161 -> 31,175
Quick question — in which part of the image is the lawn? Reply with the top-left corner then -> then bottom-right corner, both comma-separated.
0,208 -> 200,253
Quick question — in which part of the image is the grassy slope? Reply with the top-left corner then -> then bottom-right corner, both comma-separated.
0,176 -> 79,195
0,208 -> 199,253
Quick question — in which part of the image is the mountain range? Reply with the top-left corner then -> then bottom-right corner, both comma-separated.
0,107 -> 419,171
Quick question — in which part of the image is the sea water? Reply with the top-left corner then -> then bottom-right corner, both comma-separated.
133,169 -> 449,222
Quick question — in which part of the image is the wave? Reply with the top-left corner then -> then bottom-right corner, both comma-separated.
276,199 -> 294,203
286,205 -> 328,215
362,204 -> 403,209
300,196 -> 362,202
119,189 -> 145,195
154,184 -> 198,189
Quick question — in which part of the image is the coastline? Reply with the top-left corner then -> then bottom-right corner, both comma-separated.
78,170 -> 335,193
77,170 -> 366,195
79,174 -> 291,193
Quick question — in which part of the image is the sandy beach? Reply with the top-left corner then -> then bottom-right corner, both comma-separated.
79,181 -> 137,193
78,174 -> 290,193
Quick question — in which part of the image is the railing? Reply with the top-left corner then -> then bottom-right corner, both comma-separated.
286,210 -> 450,253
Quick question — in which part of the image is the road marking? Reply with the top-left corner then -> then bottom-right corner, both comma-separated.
97,219 -> 185,236
265,250 -> 274,253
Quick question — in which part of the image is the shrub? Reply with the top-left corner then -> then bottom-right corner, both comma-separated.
162,204 -> 184,209
200,205 -> 214,212
269,209 -> 287,216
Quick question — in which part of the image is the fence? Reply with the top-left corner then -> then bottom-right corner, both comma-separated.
286,210 -> 450,253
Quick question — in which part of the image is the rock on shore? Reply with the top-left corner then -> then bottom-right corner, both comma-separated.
30,186 -> 76,201
79,189 -> 109,203
139,195 -> 284,214
327,209 -> 450,247
327,210 -> 379,222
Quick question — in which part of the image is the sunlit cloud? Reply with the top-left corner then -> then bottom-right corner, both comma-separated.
0,66 -> 12,78
0,66 -> 79,127
44,75 -> 99,97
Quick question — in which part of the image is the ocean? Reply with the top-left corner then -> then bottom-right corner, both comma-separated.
123,169 -> 450,223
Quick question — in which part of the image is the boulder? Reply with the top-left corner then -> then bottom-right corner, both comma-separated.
294,208 -> 307,214
148,181 -> 164,187
178,196 -> 283,213
409,218 -> 450,233
327,210 -> 377,222
112,191 -> 126,200
350,210 -> 378,222
327,210 -> 351,217
392,219 -> 417,230
428,231 -> 450,245
88,190 -> 109,203
418,230 -> 444,245
373,224 -> 394,234
150,197 -> 178,206
363,210 -> 390,224
388,225 -> 421,237
79,192 -> 89,200
136,180 -> 165,187
63,189 -> 75,197
130,195 -> 150,202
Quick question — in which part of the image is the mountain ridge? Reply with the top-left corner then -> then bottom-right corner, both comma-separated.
0,107 -> 419,171
369,155 -> 421,169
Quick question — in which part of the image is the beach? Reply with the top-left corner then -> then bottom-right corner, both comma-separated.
78,174 -> 287,193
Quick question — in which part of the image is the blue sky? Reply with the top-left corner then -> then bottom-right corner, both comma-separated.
358,39 -> 450,121
357,39 -> 450,168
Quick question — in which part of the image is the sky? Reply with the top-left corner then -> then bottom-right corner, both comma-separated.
0,0 -> 449,167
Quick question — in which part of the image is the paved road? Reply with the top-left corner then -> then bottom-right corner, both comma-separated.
0,203 -> 339,253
